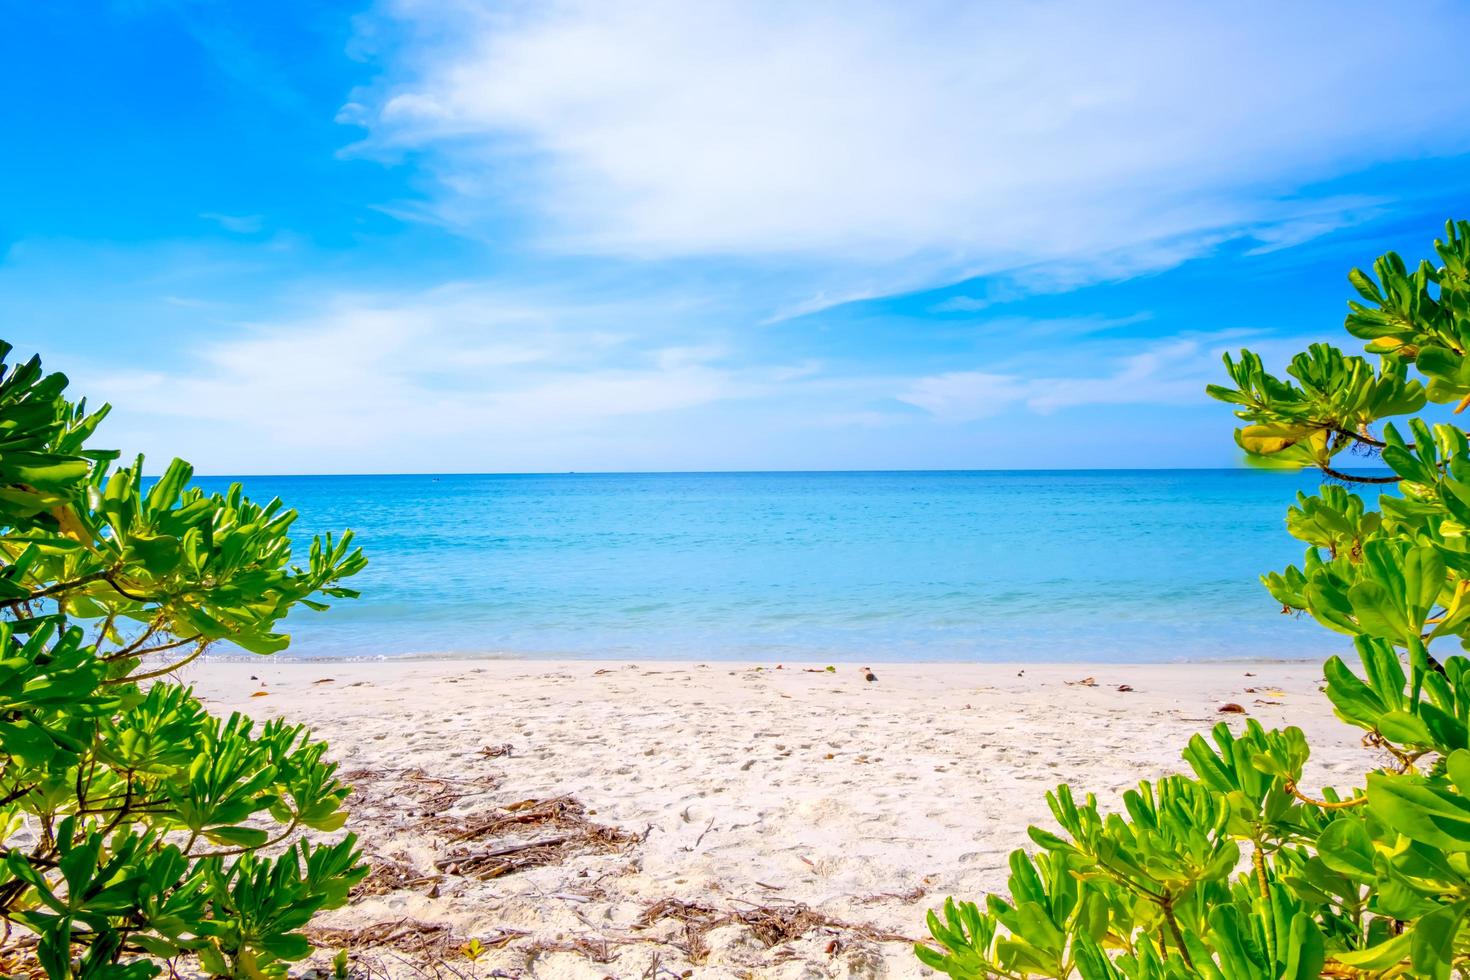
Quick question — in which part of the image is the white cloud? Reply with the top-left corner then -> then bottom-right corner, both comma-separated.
898,337 -> 1229,422
55,280 -> 1259,472
64,284 -> 796,471
349,0 -> 1470,296
898,372 -> 1036,422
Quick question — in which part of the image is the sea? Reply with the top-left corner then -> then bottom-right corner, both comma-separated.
188,469 -> 1383,663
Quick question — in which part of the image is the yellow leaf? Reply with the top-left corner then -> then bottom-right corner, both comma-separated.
1239,424 -> 1314,455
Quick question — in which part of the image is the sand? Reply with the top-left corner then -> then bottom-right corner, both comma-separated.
180,659 -> 1369,979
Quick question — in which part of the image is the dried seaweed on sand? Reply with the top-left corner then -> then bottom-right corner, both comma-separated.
431,796 -> 641,880
634,896 -> 919,964
307,919 -> 458,958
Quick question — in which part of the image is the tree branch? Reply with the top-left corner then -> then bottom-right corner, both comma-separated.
1331,427 -> 1388,449
0,783 -> 35,807
102,632 -> 201,663
1283,781 -> 1367,810
25,569 -> 109,601
1319,465 -> 1400,484
103,644 -> 207,686
102,573 -> 154,603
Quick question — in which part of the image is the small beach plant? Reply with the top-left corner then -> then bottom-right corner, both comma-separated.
0,343 -> 368,978
918,220 -> 1470,978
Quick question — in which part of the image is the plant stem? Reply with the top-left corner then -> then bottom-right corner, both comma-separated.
25,570 -> 109,601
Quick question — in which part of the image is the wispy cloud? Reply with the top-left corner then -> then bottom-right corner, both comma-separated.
63,284 -> 804,471
898,336 -> 1240,422
54,272 -> 1273,473
348,0 -> 1470,301
200,212 -> 266,234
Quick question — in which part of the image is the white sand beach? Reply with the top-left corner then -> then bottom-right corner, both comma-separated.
178,659 -> 1370,979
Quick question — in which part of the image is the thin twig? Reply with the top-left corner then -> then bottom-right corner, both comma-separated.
102,645 -> 207,686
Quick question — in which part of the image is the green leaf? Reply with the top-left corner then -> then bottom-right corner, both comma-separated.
1378,709 -> 1435,747
258,933 -> 312,961
1368,772 -> 1470,851
1410,902 -> 1464,980
202,826 -> 271,848
0,719 -> 57,765
1334,932 -> 1412,970
1317,817 -> 1374,879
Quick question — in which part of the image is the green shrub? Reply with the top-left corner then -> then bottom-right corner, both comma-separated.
0,343 -> 368,979
917,221 -> 1470,979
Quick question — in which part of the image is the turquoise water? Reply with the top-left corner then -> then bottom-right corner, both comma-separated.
191,470 -> 1378,662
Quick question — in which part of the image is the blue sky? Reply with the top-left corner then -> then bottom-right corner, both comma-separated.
8,1 -> 1470,473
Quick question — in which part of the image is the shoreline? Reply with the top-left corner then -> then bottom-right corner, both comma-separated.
177,659 -> 1365,978
192,651 -> 1335,666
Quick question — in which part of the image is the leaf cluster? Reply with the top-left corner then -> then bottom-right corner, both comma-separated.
0,343 -> 368,978
921,223 -> 1470,978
